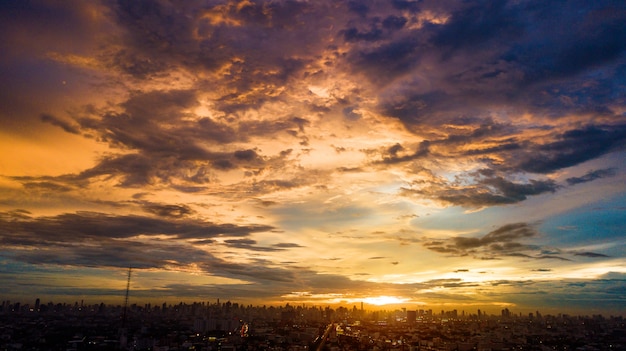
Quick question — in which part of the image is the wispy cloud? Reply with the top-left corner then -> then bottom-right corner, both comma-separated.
566,168 -> 618,185
423,223 -> 577,261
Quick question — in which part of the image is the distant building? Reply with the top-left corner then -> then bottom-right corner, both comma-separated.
406,310 -> 417,324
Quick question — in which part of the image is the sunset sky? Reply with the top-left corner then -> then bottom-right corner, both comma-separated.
1,0 -> 625,315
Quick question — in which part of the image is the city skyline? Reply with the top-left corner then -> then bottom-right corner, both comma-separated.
0,297 -> 615,319
0,1 -> 625,316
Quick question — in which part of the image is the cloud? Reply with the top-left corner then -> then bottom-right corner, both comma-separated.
390,0 -> 421,12
0,209 -> 272,251
382,15 -> 408,30
273,243 -> 304,248
141,203 -> 195,218
513,125 -> 626,174
0,210 -> 320,286
36,86 -> 317,193
341,25 -> 384,43
459,223 -> 536,248
528,254 -> 571,261
351,35 -> 423,84
223,238 -> 285,252
40,113 -> 80,134
423,223 -> 545,259
377,141 -> 430,164
402,171 -> 558,208
14,0 -> 623,210
343,1 -> 626,188
347,1 -> 369,17
573,252 -> 610,258
598,272 -> 626,280
430,1 -> 523,53
566,168 -> 617,185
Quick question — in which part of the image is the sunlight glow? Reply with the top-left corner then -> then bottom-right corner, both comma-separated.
363,296 -> 409,306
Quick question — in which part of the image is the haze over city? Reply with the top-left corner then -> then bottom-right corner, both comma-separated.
0,0 -> 625,316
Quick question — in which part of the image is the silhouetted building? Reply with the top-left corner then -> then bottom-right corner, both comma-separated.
407,310 -> 417,324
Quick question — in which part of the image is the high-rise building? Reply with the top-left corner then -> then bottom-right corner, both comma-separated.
406,310 -> 417,324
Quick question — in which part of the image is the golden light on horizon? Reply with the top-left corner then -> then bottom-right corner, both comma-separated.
362,296 -> 409,306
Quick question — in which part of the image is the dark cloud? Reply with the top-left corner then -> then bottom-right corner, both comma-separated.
501,1 -> 626,85
342,25 -> 384,42
78,91 -> 218,160
234,149 -> 259,161
74,153 -> 169,187
273,243 -> 303,248
110,0 -> 197,74
574,252 -> 610,258
426,223 -> 577,261
223,239 -> 284,252
336,166 -> 363,173
0,210 -> 271,243
441,281 -> 479,288
0,210 -> 306,284
32,88 -> 310,190
347,1 -> 369,17
351,35 -> 422,83
391,0 -> 421,12
458,223 -> 535,248
109,49 -> 169,79
342,106 -> 362,120
514,125 -> 626,174
255,199 -> 279,207
441,2 -> 621,98
108,0 -> 329,111
507,253 -> 571,261
378,141 -> 430,164
431,1 -> 523,53
423,223 -> 540,258
0,209 -> 32,220
402,171 -> 558,208
142,203 -> 194,218
353,1 -> 626,181
566,168 -> 617,185
40,113 -> 80,134
121,89 -> 198,122
382,15 -> 407,31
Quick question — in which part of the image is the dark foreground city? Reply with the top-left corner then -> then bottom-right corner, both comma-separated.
1,299 -> 625,351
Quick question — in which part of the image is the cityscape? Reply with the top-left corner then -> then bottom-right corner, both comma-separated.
1,298 -> 624,350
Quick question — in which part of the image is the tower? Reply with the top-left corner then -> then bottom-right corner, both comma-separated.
122,267 -> 132,326
120,267 -> 132,349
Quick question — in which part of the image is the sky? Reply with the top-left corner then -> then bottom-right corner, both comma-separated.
0,0 -> 625,316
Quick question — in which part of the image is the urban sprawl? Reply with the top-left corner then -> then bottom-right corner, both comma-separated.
1,299 -> 624,350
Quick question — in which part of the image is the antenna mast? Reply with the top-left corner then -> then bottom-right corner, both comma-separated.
122,267 -> 132,326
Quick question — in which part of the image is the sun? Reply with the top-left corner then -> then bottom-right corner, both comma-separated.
363,296 -> 408,306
